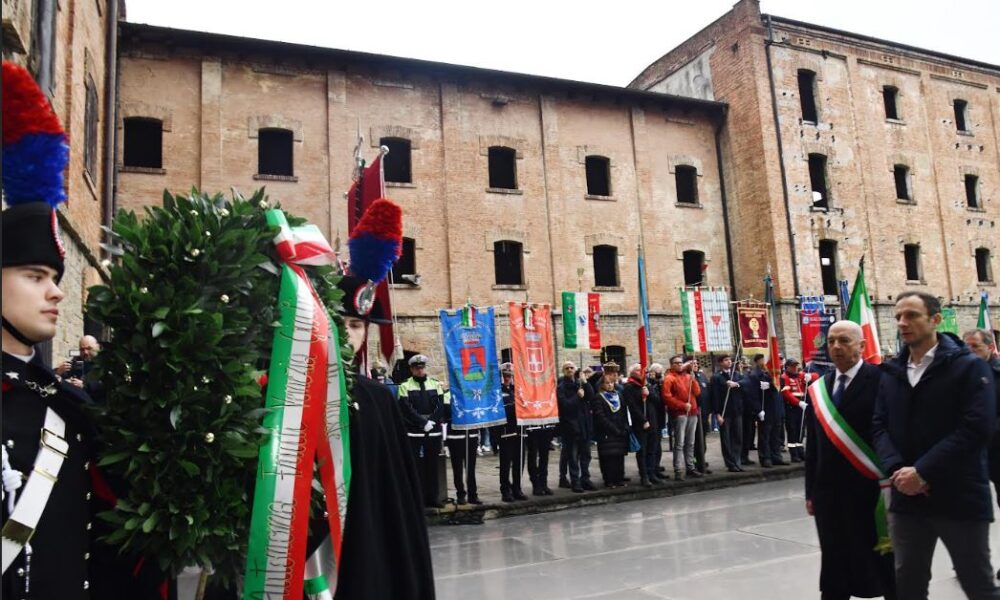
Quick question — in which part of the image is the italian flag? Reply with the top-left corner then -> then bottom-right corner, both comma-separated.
562,292 -> 601,350
978,291 -> 991,330
846,260 -> 882,364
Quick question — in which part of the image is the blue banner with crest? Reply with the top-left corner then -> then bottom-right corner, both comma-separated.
439,305 -> 506,430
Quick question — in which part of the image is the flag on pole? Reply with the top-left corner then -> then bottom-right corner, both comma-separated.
346,152 -> 398,368
846,257 -> 882,364
440,305 -> 506,430
561,292 -> 601,350
680,287 -> 733,352
939,306 -> 959,335
978,291 -> 992,330
838,279 -> 851,320
637,248 -> 653,371
763,271 -> 782,380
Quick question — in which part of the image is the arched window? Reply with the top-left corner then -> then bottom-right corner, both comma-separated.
123,117 -> 163,169
257,128 -> 294,177
585,155 -> 611,196
488,146 -> 517,190
593,245 -> 619,287
494,240 -> 523,285
381,137 -> 412,183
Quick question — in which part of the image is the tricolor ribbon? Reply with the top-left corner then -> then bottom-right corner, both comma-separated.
243,210 -> 352,600
807,378 -> 892,555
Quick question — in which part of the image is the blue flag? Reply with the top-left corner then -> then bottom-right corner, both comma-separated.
439,305 -> 506,430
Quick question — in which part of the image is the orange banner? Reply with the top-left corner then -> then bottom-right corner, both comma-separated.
508,302 -> 559,426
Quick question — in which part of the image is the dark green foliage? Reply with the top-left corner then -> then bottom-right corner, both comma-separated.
86,188 -> 351,584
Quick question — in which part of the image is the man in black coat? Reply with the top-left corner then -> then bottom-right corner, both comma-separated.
622,364 -> 655,487
805,320 -> 895,600
744,354 -> 784,467
2,201 -> 96,599
874,292 -> 998,599
557,361 -> 595,493
711,355 -> 744,472
303,275 -> 436,599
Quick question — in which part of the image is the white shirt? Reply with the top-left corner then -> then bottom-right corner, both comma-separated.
7,349 -> 34,363
907,344 -> 938,387
834,358 -> 864,391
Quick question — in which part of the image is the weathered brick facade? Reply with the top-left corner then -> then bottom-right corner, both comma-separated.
3,0 -> 117,364
115,25 -> 734,377
631,0 -> 1000,356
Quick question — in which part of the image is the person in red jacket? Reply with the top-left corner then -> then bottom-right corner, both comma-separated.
780,358 -> 817,462
661,355 -> 702,480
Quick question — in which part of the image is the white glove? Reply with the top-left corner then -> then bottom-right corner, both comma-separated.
760,381 -> 770,391
758,411 -> 766,421
798,401 -> 808,410
2,447 -> 24,513
423,420 -> 435,433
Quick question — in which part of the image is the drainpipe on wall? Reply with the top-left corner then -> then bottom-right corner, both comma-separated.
713,114 -> 738,295
100,0 -> 120,253
764,14 -> 800,297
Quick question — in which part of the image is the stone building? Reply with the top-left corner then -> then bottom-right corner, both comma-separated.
631,0 -> 1000,354
2,0 -> 120,363
115,23 -> 735,377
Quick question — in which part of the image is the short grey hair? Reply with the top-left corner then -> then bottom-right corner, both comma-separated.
963,328 -> 996,346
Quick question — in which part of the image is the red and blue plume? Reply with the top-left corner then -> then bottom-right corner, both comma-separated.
348,199 -> 402,284
2,62 -> 69,207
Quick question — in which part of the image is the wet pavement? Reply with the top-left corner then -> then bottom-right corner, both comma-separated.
429,477 -> 1000,599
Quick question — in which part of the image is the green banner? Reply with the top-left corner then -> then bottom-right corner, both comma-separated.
938,306 -> 959,335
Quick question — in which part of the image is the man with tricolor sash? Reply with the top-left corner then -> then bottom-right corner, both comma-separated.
873,292 -> 999,599
804,320 -> 895,600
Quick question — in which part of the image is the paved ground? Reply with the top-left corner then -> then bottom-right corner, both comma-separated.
429,477 -> 997,599
430,430 -> 802,520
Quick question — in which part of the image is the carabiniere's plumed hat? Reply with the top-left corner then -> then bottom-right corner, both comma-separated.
337,198 -> 402,324
2,62 -> 70,281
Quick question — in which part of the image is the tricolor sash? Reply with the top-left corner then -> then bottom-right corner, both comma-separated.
807,378 -> 892,554
243,210 -> 352,599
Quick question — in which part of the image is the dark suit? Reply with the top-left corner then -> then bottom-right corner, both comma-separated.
805,362 -> 895,599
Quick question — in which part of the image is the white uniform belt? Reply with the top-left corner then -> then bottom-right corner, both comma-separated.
446,432 -> 479,440
407,432 -> 442,438
2,408 -> 67,574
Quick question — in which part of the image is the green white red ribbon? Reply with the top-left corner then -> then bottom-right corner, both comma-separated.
243,209 -> 351,600
807,378 -> 892,554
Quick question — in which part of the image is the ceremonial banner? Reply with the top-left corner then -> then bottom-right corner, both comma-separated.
800,297 -> 824,364
939,306 -> 959,335
680,287 -> 733,352
440,305 -> 506,430
764,273 -> 782,379
814,308 -> 838,369
736,304 -> 770,355
637,249 -> 652,369
508,302 -> 559,426
978,291 -> 992,330
846,258 -> 882,364
561,292 -> 601,350
245,210 -> 351,600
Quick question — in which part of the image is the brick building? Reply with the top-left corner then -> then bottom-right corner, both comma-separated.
631,0 -> 1000,353
115,23 -> 735,377
2,0 -> 120,364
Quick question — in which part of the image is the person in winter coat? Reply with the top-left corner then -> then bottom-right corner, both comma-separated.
557,362 -> 595,493
874,292 -> 999,599
711,354 -> 745,472
661,355 -> 702,480
622,364 -> 657,486
592,377 -> 629,488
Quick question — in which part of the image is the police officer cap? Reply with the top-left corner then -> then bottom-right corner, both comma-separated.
408,354 -> 429,367
500,362 -> 513,374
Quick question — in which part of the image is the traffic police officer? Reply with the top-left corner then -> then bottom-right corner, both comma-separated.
398,355 -> 447,508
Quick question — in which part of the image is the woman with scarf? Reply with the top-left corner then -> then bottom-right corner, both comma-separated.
592,376 -> 630,488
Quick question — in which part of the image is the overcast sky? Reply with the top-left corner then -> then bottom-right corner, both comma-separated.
125,0 -> 999,87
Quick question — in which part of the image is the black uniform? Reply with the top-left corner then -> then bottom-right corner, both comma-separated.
557,375 -> 594,489
398,376 -> 447,508
592,390 -> 629,487
2,352 -> 95,599
745,366 -> 783,466
491,383 -> 526,502
622,378 -> 655,485
711,369 -> 744,471
443,402 -> 479,504
330,376 -> 436,599
525,423 -> 557,496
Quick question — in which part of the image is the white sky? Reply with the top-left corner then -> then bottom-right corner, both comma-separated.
125,0 -> 999,87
